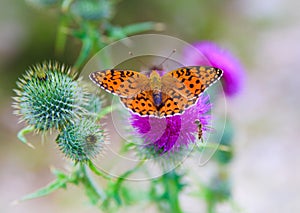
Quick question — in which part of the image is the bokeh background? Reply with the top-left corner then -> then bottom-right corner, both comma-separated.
1,0 -> 299,212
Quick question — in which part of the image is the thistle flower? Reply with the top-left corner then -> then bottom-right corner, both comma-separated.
56,118 -> 105,163
13,62 -> 87,132
184,41 -> 245,97
130,95 -> 212,154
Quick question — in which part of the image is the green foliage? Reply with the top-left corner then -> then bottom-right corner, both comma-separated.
17,168 -> 74,202
17,165 -> 104,204
150,171 -> 186,213
204,175 -> 231,212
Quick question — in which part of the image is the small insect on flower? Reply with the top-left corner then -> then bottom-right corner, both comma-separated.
13,61 -> 87,133
195,118 -> 214,144
89,66 -> 223,118
195,119 -> 204,143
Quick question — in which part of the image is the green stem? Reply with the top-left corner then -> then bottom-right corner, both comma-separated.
55,15 -> 69,56
162,171 -> 183,213
74,36 -> 92,73
17,125 -> 35,148
115,160 -> 145,185
14,168 -> 74,203
168,185 -> 182,213
61,0 -> 74,13
88,160 -> 112,180
96,104 -> 119,120
198,142 -> 231,152
14,177 -> 69,203
80,164 -> 106,204
112,160 -> 145,205
122,22 -> 159,35
206,200 -> 216,213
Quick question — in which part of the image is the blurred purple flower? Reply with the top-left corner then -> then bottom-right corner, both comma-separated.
130,95 -> 212,154
184,41 -> 245,97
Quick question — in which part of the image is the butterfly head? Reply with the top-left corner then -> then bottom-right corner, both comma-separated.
194,119 -> 201,126
149,70 -> 162,88
150,65 -> 163,73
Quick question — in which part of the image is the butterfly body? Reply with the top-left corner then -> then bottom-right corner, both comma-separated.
152,91 -> 162,107
149,71 -> 163,107
90,66 -> 223,118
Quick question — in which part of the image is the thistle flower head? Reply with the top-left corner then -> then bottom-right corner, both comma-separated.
130,95 -> 212,154
184,41 -> 245,97
13,62 -> 87,132
56,118 -> 105,163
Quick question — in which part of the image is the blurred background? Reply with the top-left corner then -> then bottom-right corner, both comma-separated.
1,0 -> 299,212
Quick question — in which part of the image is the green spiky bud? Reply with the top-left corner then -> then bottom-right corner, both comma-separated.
56,118 -> 105,163
13,61 -> 87,132
70,0 -> 113,20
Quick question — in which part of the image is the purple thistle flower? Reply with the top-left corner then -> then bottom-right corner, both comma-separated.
184,41 -> 245,97
130,95 -> 212,154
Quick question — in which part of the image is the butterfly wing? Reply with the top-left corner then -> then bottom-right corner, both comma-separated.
162,66 -> 223,99
120,91 -> 158,116
119,90 -> 198,117
158,66 -> 223,116
89,69 -> 149,98
157,91 -> 198,117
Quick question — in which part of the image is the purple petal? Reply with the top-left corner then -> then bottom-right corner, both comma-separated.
184,41 -> 245,97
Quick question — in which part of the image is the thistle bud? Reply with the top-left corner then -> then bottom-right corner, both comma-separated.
56,118 -> 105,162
70,0 -> 113,21
13,62 -> 87,132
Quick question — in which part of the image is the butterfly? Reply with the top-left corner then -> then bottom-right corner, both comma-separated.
89,66 -> 223,118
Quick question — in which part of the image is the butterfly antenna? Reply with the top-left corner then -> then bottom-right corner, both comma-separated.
158,49 -> 176,67
128,51 -> 148,67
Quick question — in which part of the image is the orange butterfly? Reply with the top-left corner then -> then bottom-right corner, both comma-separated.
89,66 -> 223,118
